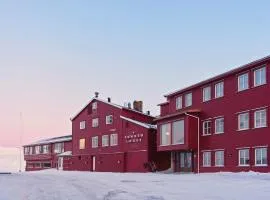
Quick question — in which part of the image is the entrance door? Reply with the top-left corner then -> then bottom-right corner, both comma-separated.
58,157 -> 63,170
180,152 -> 193,172
92,156 -> 96,171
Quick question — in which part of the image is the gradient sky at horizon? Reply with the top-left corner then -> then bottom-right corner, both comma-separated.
1,0 -> 270,147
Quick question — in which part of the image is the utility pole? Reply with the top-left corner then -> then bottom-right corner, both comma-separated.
19,112 -> 24,172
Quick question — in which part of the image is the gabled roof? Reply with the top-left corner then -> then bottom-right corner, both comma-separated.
164,55 -> 270,97
71,97 -> 155,121
24,135 -> 72,146
120,116 -> 157,129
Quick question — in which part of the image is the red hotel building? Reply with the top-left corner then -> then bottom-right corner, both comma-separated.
23,135 -> 72,171
69,94 -> 168,172
156,56 -> 270,173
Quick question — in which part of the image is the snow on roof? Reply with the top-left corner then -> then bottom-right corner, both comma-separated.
58,151 -> 72,157
120,116 -> 157,129
71,97 -> 155,121
24,135 -> 72,146
164,55 -> 270,97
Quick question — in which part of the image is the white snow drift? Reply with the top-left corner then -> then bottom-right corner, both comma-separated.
0,170 -> 270,200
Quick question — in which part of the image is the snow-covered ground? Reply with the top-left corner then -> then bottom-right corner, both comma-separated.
0,170 -> 270,200
0,146 -> 25,172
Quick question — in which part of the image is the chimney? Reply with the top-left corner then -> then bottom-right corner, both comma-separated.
108,97 -> 111,103
95,92 -> 99,98
133,101 -> 143,112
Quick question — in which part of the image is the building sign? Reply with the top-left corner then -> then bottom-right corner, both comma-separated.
124,132 -> 143,143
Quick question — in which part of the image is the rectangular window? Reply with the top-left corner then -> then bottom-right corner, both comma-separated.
79,138 -> 85,149
24,147 -> 29,155
35,146 -> 41,154
160,123 -> 171,145
215,150 -> 224,167
203,121 -> 211,135
203,86 -> 211,102
185,93 -> 192,107
172,120 -> 184,144
54,143 -> 64,153
215,118 -> 224,134
110,134 -> 118,146
106,115 -> 113,125
29,147 -> 33,155
176,96 -> 182,110
92,136 -> 99,148
238,73 -> 249,91
80,121 -> 86,130
215,82 -> 224,98
102,135 -> 109,147
239,149 -> 250,166
254,67 -> 266,87
92,102 -> 97,111
203,151 -> 211,167
254,109 -> 267,128
238,113 -> 249,130
92,118 -> 99,128
42,145 -> 49,154
255,147 -> 267,166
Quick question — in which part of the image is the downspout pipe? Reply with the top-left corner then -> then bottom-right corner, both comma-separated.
185,113 -> 200,174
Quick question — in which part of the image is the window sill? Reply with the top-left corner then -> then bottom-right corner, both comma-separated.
202,166 -> 211,168
214,132 -> 224,135
237,128 -> 249,132
254,165 -> 268,167
238,165 -> 250,167
253,83 -> 267,89
253,126 -> 268,129
214,96 -> 224,99
237,88 -> 249,93
215,165 -> 224,167
202,134 -> 211,136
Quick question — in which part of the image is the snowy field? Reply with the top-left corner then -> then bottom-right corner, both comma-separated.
0,170 -> 270,200
0,146 -> 25,172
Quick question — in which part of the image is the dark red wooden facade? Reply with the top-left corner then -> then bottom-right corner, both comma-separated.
156,56 -> 270,173
69,97 -> 167,172
23,135 -> 72,171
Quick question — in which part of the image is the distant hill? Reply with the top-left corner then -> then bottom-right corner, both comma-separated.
0,146 -> 25,172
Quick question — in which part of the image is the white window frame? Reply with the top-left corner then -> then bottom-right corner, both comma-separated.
35,146 -> 41,154
172,120 -> 185,145
254,109 -> 267,128
176,96 -> 182,110
102,135 -> 109,147
42,145 -> 49,154
106,115 -> 113,125
238,112 -> 249,130
92,118 -> 99,128
92,136 -> 99,148
54,143 -> 64,153
215,82 -> 224,98
203,86 -> 211,102
92,102 -> 97,111
238,73 -> 249,91
202,120 -> 211,136
215,118 -> 224,134
255,147 -> 268,166
79,138 -> 86,150
215,150 -> 224,167
160,123 -> 171,146
238,149 -> 250,166
29,147 -> 33,155
80,121 -> 86,130
185,93 -> 192,107
110,134 -> 118,146
203,151 -> 211,167
254,67 -> 266,87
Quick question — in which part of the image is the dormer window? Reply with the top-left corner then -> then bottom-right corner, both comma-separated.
176,96 -> 182,110
254,67 -> 266,87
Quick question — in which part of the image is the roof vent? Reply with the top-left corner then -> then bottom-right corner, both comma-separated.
95,92 -> 99,98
